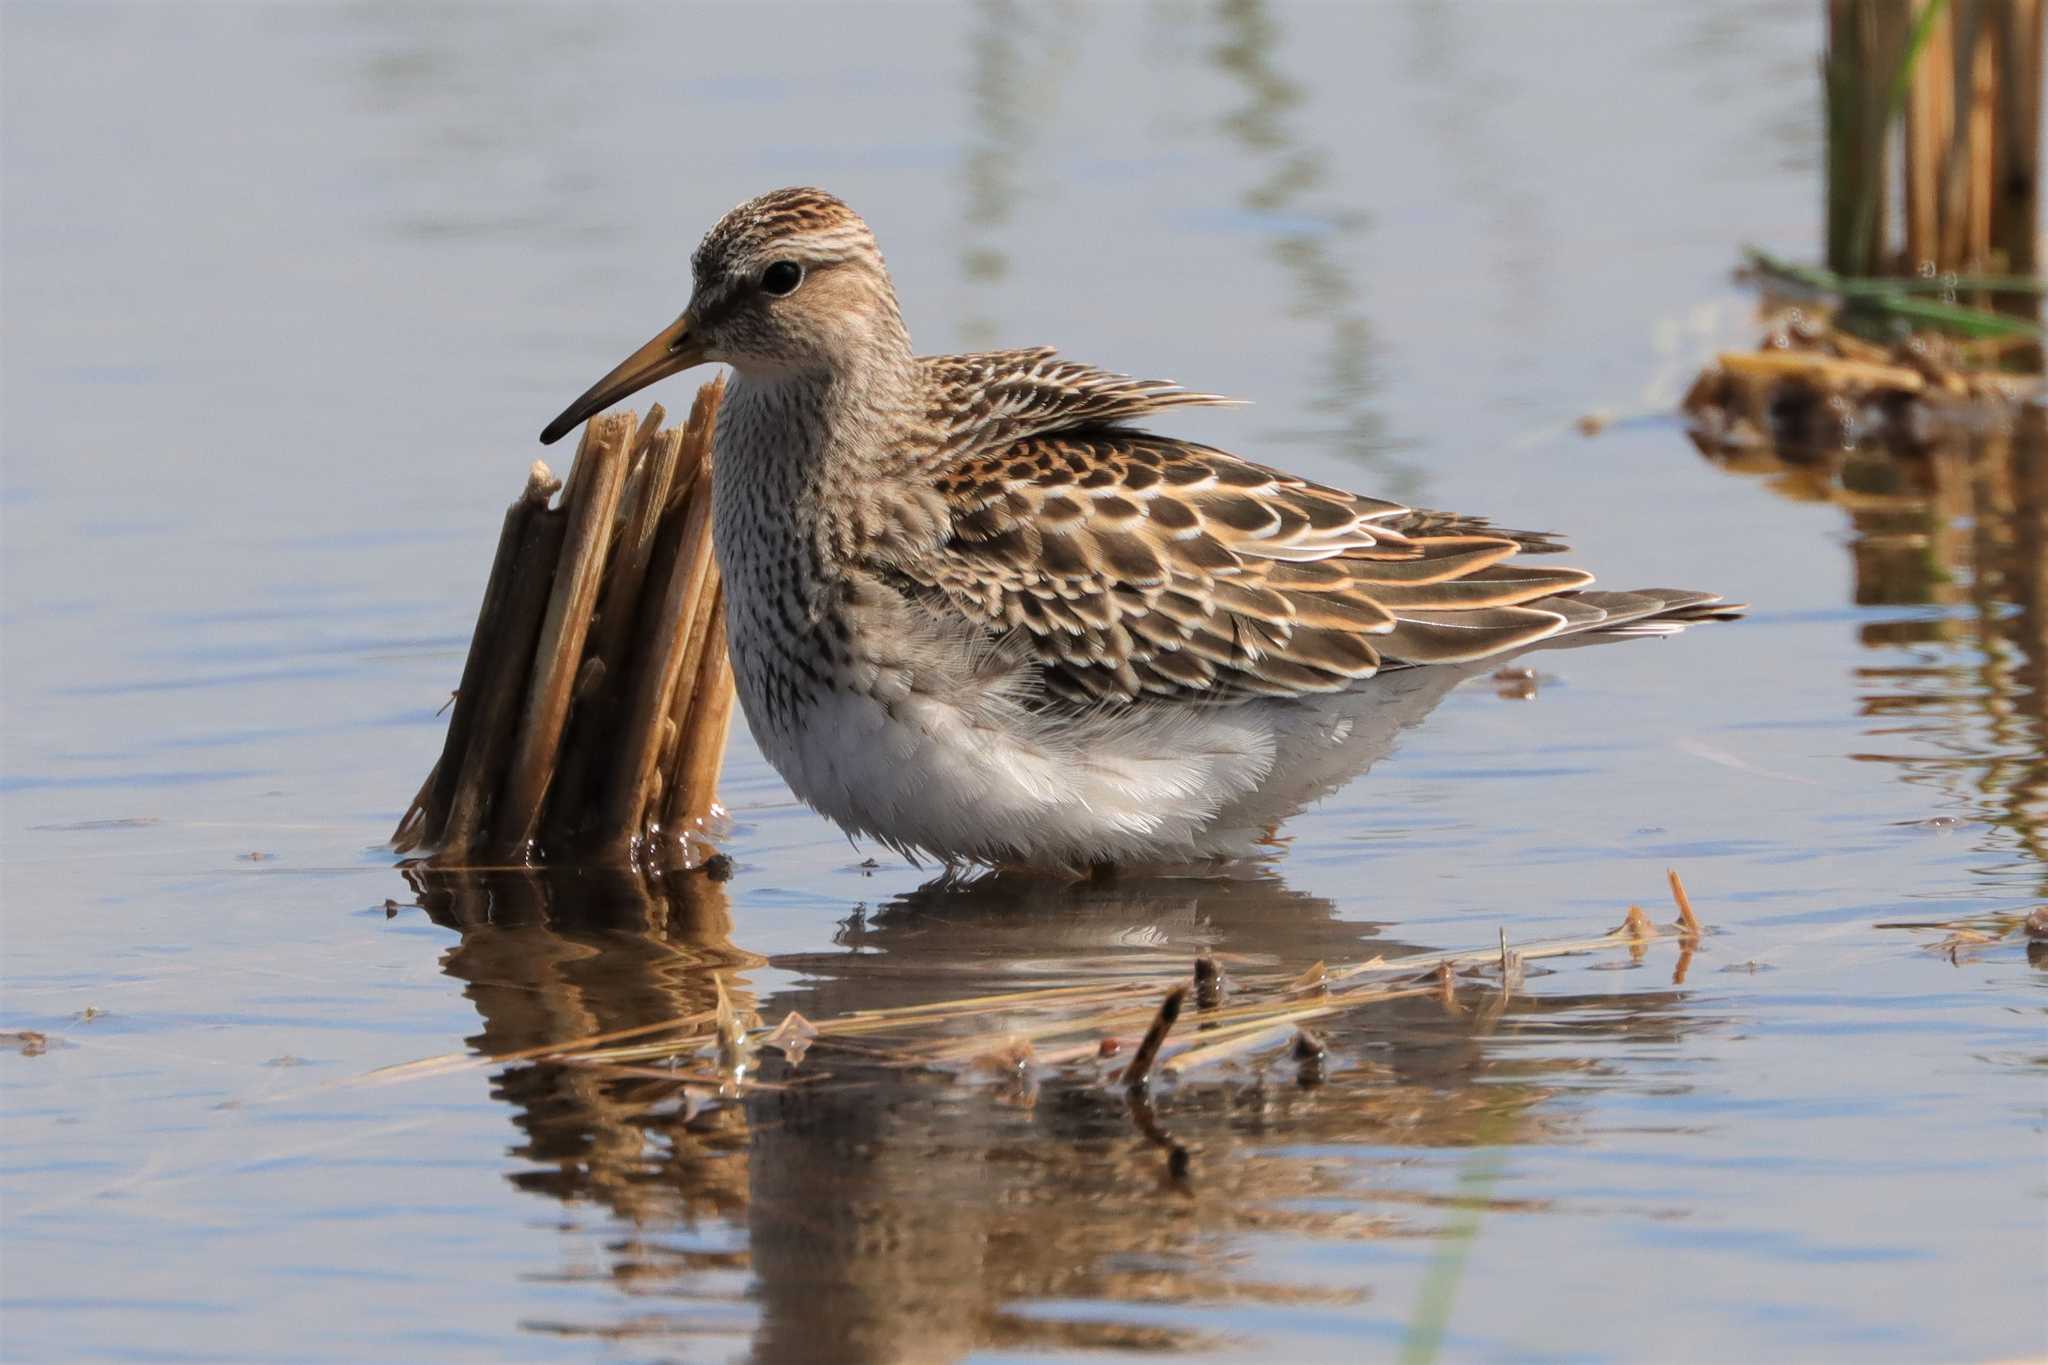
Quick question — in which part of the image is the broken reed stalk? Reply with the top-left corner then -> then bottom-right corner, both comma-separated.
1825,0 -> 1913,279
439,486 -> 569,856
1123,986 -> 1185,1097
540,410 -> 681,851
398,462 -> 557,852
496,411 -> 635,851
666,604 -> 736,832
597,379 -> 727,850
392,378 -> 735,868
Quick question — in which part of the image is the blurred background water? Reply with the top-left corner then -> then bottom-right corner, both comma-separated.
3,2 -> 2043,1361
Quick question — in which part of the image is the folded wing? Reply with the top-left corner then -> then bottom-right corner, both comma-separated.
880,356 -> 1737,707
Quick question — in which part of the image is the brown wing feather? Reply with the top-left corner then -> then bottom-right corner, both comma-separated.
874,354 -> 1736,705
919,348 -> 1238,468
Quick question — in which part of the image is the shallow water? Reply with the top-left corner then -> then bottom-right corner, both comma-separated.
4,2 -> 2043,1361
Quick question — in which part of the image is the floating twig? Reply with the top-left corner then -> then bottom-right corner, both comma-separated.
1124,986 -> 1185,1097
1668,868 -> 1701,939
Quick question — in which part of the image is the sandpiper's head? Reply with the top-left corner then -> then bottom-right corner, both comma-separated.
540,187 -> 905,444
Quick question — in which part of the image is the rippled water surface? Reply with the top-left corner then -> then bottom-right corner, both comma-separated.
5,3 -> 2043,1361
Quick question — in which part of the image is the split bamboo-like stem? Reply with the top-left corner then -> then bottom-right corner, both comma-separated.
1840,0 -> 2040,308
402,463 -> 559,852
664,593 -> 735,836
1934,3 -> 1994,274
1989,0 -> 2042,281
1904,0 -> 1955,271
542,415 -> 684,846
621,477 -> 719,839
495,411 -> 635,854
590,423 -> 684,682
439,501 -> 569,856
594,376 -> 727,852
653,532 -> 724,792
1826,0 -> 1911,277
394,377 -> 733,868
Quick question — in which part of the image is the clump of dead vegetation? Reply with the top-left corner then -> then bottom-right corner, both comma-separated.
352,870 -> 1714,1179
1683,267 -> 2041,461
1690,0 -> 2043,460
392,380 -> 736,870
1879,904 -> 2048,965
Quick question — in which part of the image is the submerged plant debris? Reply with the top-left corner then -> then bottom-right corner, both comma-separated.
1877,904 -> 2048,965
1682,297 -> 2040,461
347,870 -> 1719,1181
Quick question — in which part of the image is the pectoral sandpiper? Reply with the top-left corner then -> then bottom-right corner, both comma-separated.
541,188 -> 1738,869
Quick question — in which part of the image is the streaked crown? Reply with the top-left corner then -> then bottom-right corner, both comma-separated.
692,187 -> 881,281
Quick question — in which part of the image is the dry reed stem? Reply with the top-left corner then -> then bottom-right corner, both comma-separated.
663,594 -> 736,833
887,921 -> 1714,1064
1825,0 -> 1910,276
590,407 -> 677,671
1941,5 -> 1994,273
1123,986 -> 1185,1096
605,472 -> 715,839
1162,1005 -> 1334,1059
1716,349 -> 1927,392
439,497 -> 568,855
603,428 -> 685,654
400,463 -> 558,852
652,550 -> 725,826
1162,1013 -> 1330,1076
595,377 -> 725,849
1990,0 -> 2042,280
1668,868 -> 1701,938
828,979 -> 1161,1027
911,980 -> 1363,1058
496,411 -> 635,852
627,403 -> 667,484
1905,0 -> 1955,269
1829,0 -> 2043,328
358,1008 -> 721,1088
542,417 -> 684,845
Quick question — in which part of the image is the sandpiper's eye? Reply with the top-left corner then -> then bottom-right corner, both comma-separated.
760,261 -> 803,296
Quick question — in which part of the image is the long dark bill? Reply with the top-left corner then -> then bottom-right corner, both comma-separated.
539,314 -> 705,445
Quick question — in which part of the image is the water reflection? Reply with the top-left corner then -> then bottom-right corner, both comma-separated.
344,3 -> 621,245
1399,0 -> 1555,361
955,0 -> 1079,351
1208,0 -> 1409,493
1691,404 -> 2047,897
409,863 -> 1696,1359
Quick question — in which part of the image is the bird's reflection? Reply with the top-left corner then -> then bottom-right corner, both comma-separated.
1690,402 -> 2047,899
407,860 -> 1694,1361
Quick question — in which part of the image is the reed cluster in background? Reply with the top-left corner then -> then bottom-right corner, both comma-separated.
1826,0 -> 2042,293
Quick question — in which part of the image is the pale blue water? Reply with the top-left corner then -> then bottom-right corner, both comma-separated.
4,3 -> 2043,1362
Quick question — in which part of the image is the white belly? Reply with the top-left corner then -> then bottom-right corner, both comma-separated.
740,682 -> 1276,867
730,660 -> 1473,869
